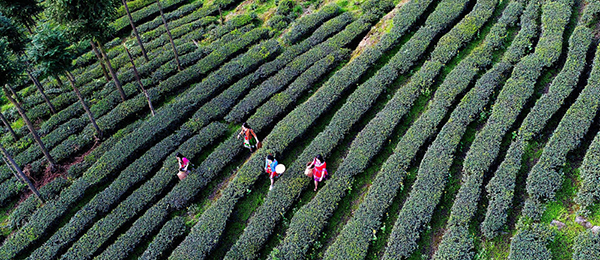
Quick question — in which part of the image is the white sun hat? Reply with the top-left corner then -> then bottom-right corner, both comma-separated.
275,164 -> 286,174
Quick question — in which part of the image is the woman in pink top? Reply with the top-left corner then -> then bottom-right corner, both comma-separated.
176,152 -> 190,180
307,154 -> 327,191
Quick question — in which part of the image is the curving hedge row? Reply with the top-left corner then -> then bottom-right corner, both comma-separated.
386,0 -> 570,258
273,0 -> 502,258
66,120 -> 143,179
226,11 -> 370,123
523,40 -> 600,220
575,129 -> 600,216
482,12 -> 594,238
573,229 -> 600,260
6,178 -> 70,230
140,216 -> 188,260
509,223 -> 555,259
282,4 -> 341,45
327,1 -> 527,258
0,38 -> 279,260
56,123 -> 226,260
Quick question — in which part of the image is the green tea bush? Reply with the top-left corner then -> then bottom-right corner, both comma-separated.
573,229 -> 600,260
140,216 -> 188,260
483,16 -> 594,238
328,0 -> 526,258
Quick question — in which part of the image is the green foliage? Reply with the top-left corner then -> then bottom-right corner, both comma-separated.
140,216 -> 188,260
47,0 -> 121,43
0,0 -> 42,31
0,37 -> 22,86
282,4 -> 341,45
27,24 -> 75,79
0,13 -> 28,53
273,0 -> 501,257
572,229 -> 600,260
508,223 -> 555,260
7,178 -> 69,230
50,123 -> 225,260
483,4 -> 595,238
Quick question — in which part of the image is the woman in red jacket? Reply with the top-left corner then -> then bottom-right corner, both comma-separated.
307,154 -> 327,191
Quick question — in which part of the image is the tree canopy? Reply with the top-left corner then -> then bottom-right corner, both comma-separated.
27,24 -> 74,79
0,0 -> 42,32
0,37 -> 22,86
0,13 -> 28,54
47,0 -> 120,43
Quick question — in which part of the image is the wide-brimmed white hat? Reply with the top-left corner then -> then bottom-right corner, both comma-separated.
275,164 -> 286,174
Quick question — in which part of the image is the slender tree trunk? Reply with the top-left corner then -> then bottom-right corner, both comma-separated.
54,75 -> 64,87
0,143 -> 44,203
27,69 -> 56,114
3,84 -> 55,170
157,0 -> 181,71
66,71 -> 103,138
90,40 -> 111,82
0,112 -> 17,141
2,153 -> 23,183
7,83 -> 23,106
123,44 -> 155,116
218,6 -> 224,25
97,41 -> 126,102
123,0 -> 149,61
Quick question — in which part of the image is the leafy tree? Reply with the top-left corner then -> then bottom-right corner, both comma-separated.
0,38 -> 56,170
28,24 -> 102,138
0,0 -> 43,34
48,0 -> 127,101
0,13 -> 56,114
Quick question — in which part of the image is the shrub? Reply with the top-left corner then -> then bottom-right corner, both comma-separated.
573,229 -> 600,260
383,0 -> 571,257
7,178 -> 70,230
282,4 -> 341,45
508,223 -> 554,260
327,0 -> 525,258
524,38 -> 600,220
482,17 -> 594,238
140,217 -> 188,260
575,131 -> 600,216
